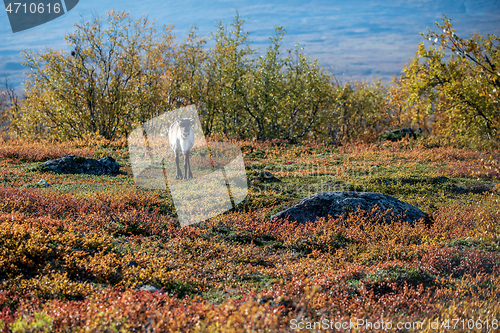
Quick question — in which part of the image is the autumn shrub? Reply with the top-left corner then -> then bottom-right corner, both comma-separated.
0,139 -> 94,163
0,137 -> 499,332
0,187 -> 178,237
395,16 -> 499,142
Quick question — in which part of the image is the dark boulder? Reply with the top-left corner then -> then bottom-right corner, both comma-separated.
379,128 -> 421,142
271,191 -> 429,225
250,170 -> 280,187
257,171 -> 280,183
36,155 -> 119,175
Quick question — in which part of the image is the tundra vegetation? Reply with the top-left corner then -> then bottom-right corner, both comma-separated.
0,10 -> 499,333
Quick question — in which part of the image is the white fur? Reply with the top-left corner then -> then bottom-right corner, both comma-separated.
168,118 -> 195,179
168,121 -> 194,154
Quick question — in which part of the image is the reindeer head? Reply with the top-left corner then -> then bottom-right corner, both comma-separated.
176,117 -> 195,139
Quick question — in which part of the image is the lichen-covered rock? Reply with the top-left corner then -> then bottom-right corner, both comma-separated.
36,155 -> 119,175
271,191 -> 428,225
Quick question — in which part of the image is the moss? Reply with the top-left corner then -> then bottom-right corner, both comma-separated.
161,280 -> 198,298
366,266 -> 435,287
73,155 -> 86,163
27,164 -> 49,173
11,311 -> 53,333
205,226 -> 284,248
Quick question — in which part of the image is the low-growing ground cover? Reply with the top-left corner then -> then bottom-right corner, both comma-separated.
0,138 -> 499,332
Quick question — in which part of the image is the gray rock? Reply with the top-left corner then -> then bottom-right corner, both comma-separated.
251,170 -> 280,186
21,182 -> 51,189
37,179 -> 51,187
258,171 -> 280,183
137,284 -> 163,293
37,155 -> 119,175
271,191 -> 429,225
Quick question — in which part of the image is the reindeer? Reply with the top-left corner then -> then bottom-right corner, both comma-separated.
168,116 -> 195,179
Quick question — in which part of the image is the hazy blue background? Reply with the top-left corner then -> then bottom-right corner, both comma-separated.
1,0 -> 499,91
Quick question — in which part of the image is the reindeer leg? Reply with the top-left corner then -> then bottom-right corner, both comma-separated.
186,151 -> 193,179
175,150 -> 183,180
183,152 -> 190,179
